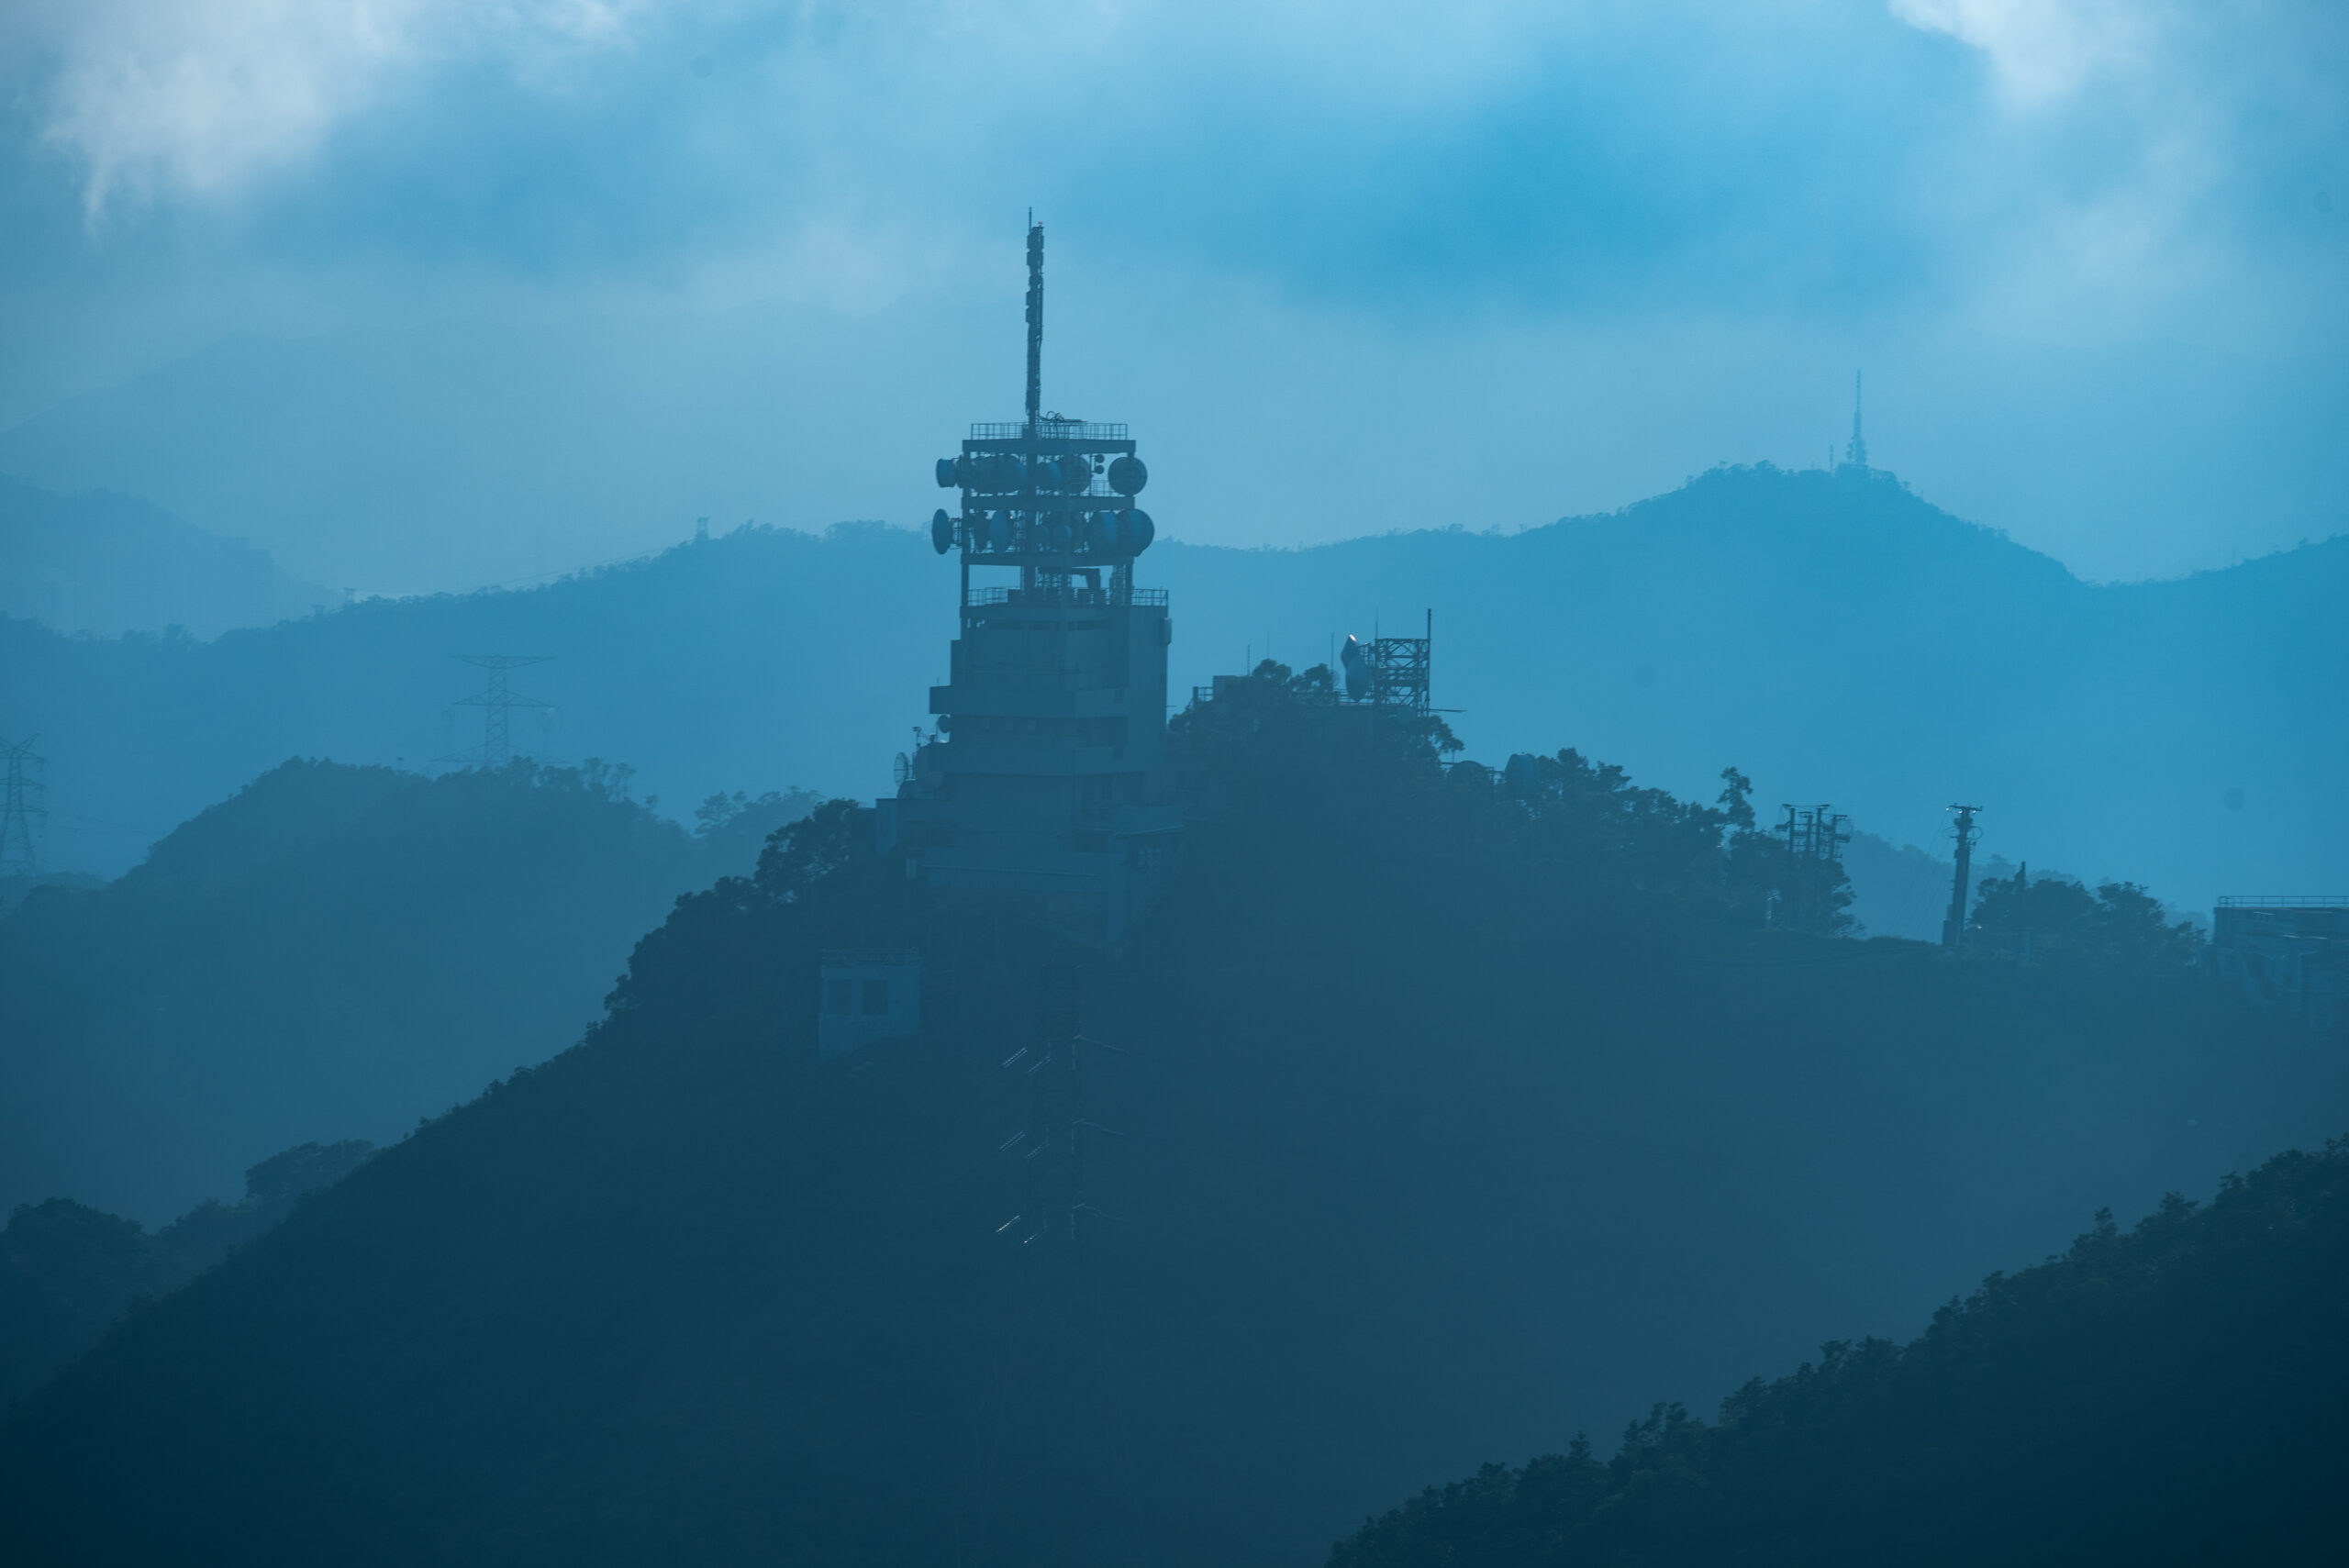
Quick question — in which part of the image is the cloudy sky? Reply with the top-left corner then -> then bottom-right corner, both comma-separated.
0,0 -> 2342,593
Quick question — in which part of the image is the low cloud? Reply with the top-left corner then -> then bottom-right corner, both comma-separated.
16,0 -> 649,216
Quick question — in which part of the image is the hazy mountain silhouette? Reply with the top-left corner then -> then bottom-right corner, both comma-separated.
0,474 -> 321,639
0,758 -> 815,1223
0,686 -> 2338,1566
2,465 -> 2339,914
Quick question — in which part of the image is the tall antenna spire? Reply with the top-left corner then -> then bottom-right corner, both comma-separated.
1844,370 -> 1869,470
1024,218 -> 1044,429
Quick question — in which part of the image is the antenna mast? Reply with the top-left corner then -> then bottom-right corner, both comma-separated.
1024,219 -> 1044,431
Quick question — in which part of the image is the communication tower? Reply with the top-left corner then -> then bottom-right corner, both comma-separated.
877,222 -> 1181,948
0,734 -> 46,878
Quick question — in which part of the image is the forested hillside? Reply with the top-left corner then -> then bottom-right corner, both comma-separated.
1329,1139 -> 2349,1568
1,1140 -> 374,1407
2,465 -> 2339,913
0,759 -> 814,1222
2,669 -> 2336,1567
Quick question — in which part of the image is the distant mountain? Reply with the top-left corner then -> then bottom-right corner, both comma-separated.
0,759 -> 815,1221
2,466 -> 2340,912
0,474 -> 321,638
1329,1141 -> 2349,1568
1,683 -> 2340,1566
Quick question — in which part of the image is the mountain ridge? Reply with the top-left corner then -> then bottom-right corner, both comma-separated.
0,473 -> 321,639
2,465 -> 2338,909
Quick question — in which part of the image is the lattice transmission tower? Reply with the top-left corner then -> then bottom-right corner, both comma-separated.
1,734 -> 48,878
451,655 -> 554,770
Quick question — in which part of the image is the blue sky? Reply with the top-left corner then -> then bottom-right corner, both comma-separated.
0,0 -> 2342,592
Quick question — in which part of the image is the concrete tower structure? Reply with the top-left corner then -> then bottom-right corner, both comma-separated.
877,223 -> 1180,946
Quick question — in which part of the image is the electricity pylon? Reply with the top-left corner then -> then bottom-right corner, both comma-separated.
452,656 -> 554,770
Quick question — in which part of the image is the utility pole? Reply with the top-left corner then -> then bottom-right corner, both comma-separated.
452,655 -> 554,770
1943,804 -> 1981,950
0,735 -> 46,878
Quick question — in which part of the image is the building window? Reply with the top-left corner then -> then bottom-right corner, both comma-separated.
862,978 -> 891,1017
825,978 -> 852,1016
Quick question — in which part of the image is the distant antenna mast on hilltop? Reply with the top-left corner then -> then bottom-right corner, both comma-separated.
1843,371 -> 1869,471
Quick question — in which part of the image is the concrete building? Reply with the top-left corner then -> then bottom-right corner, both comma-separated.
876,223 -> 1182,947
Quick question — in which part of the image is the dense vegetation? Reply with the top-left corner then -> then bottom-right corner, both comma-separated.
0,757 -> 812,1222
1,1140 -> 373,1407
1329,1139 -> 2349,1568
0,675 -> 2335,1566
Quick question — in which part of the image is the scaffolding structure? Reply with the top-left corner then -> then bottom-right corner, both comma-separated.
1775,803 -> 1852,934
1364,612 -> 1433,718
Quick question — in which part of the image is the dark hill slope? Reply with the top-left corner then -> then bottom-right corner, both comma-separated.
1328,1140 -> 2349,1568
0,761 -> 808,1222
3,692 -> 2343,1566
4,466 -> 2341,912
1,1140 -> 376,1407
